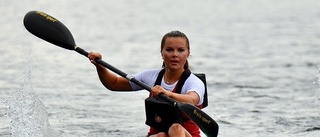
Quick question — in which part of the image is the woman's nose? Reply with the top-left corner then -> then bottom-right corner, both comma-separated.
172,50 -> 178,57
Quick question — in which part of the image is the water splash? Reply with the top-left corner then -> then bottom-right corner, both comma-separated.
2,43 -> 60,137
3,68 -> 60,137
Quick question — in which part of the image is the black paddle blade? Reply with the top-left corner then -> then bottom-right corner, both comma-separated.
23,11 -> 76,50
180,103 -> 219,137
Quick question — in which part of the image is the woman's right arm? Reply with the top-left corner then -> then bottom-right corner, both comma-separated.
88,52 -> 133,91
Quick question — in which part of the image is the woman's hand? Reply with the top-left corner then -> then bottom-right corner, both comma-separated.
88,52 -> 102,66
151,85 -> 173,97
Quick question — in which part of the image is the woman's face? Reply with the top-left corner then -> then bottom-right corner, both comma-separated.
161,37 -> 190,71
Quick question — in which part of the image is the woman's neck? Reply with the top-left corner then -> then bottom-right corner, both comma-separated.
164,68 -> 184,84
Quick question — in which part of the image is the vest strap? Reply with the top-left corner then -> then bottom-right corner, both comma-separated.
154,69 -> 165,86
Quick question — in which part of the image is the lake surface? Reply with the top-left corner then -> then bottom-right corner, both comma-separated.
1,0 -> 320,136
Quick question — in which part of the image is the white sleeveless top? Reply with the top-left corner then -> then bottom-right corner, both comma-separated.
129,69 -> 205,106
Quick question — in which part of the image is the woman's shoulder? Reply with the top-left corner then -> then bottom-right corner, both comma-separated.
188,73 -> 203,83
131,68 -> 163,90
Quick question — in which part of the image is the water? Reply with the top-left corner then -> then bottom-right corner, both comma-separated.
1,0 -> 320,136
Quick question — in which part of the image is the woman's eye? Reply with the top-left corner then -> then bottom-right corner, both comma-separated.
165,49 -> 173,52
178,48 -> 185,52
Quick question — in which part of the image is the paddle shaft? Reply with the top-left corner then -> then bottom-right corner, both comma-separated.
75,47 -> 176,104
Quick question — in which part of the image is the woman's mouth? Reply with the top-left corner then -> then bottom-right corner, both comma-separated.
170,60 -> 179,65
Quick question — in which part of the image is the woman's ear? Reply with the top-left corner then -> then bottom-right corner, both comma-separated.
160,51 -> 164,59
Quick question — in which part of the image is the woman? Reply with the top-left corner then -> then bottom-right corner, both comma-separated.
88,30 -> 205,137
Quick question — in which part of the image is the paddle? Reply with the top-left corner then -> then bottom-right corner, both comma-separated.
23,11 -> 219,137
